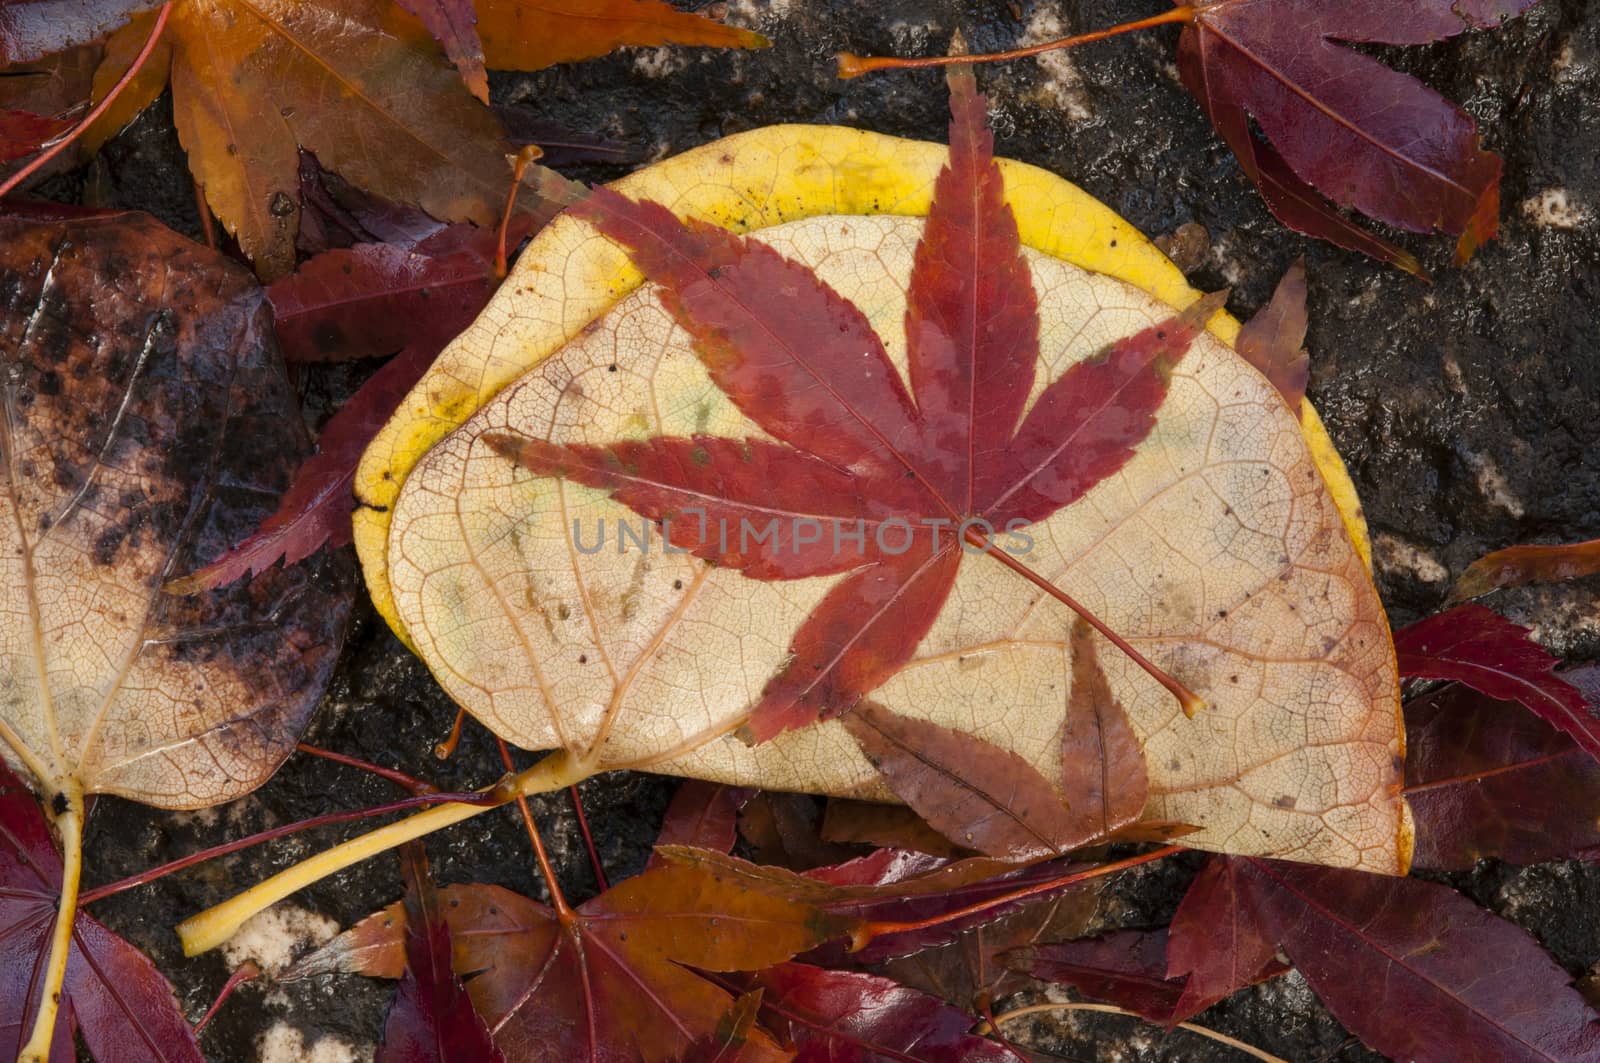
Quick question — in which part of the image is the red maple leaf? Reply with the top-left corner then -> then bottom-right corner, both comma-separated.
487,66 -> 1216,743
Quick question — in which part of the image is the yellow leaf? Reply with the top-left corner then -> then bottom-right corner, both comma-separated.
356,125 -> 1408,874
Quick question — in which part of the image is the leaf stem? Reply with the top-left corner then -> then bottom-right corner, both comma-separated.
80,788 -> 499,906
495,145 -> 543,279
497,739 -> 575,920
569,783 -> 609,892
849,844 -> 1179,951
18,784 -> 84,1063
0,2 -> 174,201
837,7 -> 1195,79
296,741 -> 438,795
175,749 -> 594,956
193,961 -> 259,1036
967,526 -> 1205,717
982,1002 -> 1291,1063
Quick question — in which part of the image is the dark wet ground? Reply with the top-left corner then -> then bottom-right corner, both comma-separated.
54,0 -> 1600,1059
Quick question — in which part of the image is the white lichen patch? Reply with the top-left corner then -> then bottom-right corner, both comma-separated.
633,47 -> 689,79
1521,189 -> 1588,230
725,0 -> 793,24
1462,449 -> 1527,518
222,904 -> 340,977
1018,5 -> 1092,121
1373,532 -> 1449,584
257,1024 -> 368,1063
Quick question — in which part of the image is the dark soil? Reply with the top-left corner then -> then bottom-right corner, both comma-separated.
44,0 -> 1600,1060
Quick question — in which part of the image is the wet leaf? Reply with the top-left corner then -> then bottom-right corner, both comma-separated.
396,0 -> 487,102
0,0 -> 151,64
377,845 -> 502,1063
1395,604 -> 1599,763
1164,855 -> 1286,1022
821,800 -> 966,858
1233,259 -> 1309,415
1447,537 -> 1600,605
0,209 -> 349,808
0,108 -> 73,163
1239,858 -> 1600,1063
289,863 -> 843,1061
0,759 -> 202,1063
1404,677 -> 1600,869
1178,0 -> 1540,268
362,80 -> 1403,870
1011,930 -> 1183,1024
749,963 -> 1014,1062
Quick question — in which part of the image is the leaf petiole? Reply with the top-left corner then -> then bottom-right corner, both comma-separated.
966,525 -> 1206,717
176,748 -> 596,956
837,7 -> 1195,79
17,783 -> 84,1063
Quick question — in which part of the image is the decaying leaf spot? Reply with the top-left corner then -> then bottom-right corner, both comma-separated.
0,210 -> 350,807
356,127 -> 1407,872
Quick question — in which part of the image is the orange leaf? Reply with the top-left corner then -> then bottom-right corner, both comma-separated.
474,0 -> 768,72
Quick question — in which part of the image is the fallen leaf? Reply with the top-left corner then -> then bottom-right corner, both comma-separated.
0,208 -> 349,1057
1011,930 -> 1183,1024
473,0 -> 767,72
1163,855 -> 1286,1022
1447,537 -> 1600,605
1178,0 -> 1539,267
0,759 -> 202,1063
0,108 -> 73,163
1404,677 -> 1600,869
749,963 -> 1014,1062
647,779 -> 749,869
738,792 -> 856,871
1059,618 -> 1148,839
377,844 -> 503,1063
673,990 -> 775,1063
1240,858 -> 1600,1063
1233,259 -> 1309,415
78,9 -> 171,156
360,90 -> 1404,869
1394,604 -> 1599,763
845,702 -> 1089,859
821,799 -> 966,858
396,0 -> 486,102
0,0 -> 151,64
289,863 -> 842,1061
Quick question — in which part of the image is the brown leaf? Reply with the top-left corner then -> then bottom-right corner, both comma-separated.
821,799 -> 967,857
1447,537 -> 1600,605
1061,619 -> 1148,839
165,0 -> 516,279
395,0 -> 486,102
474,0 -> 768,71
0,0 -> 151,64
0,209 -> 350,808
1234,259 -> 1309,415
845,701 -> 1084,859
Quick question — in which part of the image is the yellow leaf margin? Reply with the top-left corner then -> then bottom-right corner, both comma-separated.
354,125 -> 1373,645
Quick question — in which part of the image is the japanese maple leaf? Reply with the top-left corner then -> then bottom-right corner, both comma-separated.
487,66 -> 1214,743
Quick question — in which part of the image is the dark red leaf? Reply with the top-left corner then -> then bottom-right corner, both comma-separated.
843,701 -> 1087,860
1241,858 -> 1600,1063
1176,34 -> 1426,277
0,109 -> 74,164
497,70 -> 1209,747
737,792 -> 856,871
1164,856 -> 1287,1022
1180,0 -> 1540,265
1395,603 -> 1600,763
1447,537 -> 1600,605
1405,677 -> 1600,869
269,222 -> 524,365
396,0 -> 487,103
1012,930 -> 1183,1024
163,335 -> 434,592
673,991 -> 774,1063
376,844 -> 502,1063
751,963 -> 1014,1062
1059,619 -> 1148,838
0,0 -> 152,64
647,781 -> 750,870
0,761 -> 202,1063
1233,259 -> 1309,415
